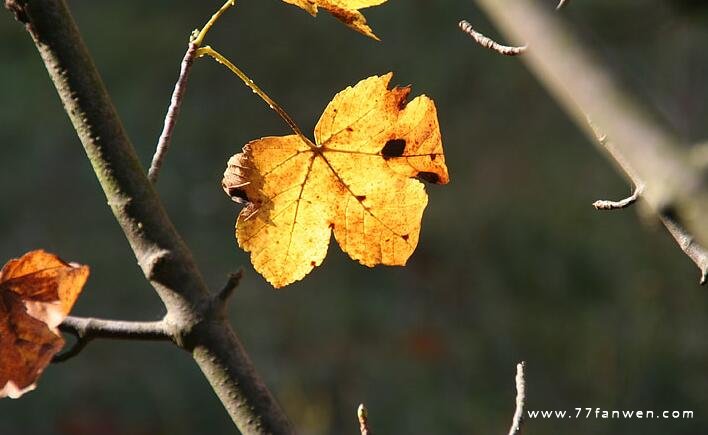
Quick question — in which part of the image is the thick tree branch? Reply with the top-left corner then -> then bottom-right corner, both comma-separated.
474,0 -> 708,282
4,1 -> 294,433
54,316 -> 170,363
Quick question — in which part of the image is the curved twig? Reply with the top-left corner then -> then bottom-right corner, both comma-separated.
593,185 -> 643,210
507,362 -> 526,435
458,20 -> 527,56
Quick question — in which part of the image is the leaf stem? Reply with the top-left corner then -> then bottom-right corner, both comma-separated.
196,45 -> 311,145
192,0 -> 236,46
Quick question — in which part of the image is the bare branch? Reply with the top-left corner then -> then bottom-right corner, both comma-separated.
357,404 -> 371,435
474,0 -> 708,284
593,185 -> 643,210
148,42 -> 198,183
661,216 -> 708,285
589,127 -> 708,282
458,20 -> 526,56
5,1 -> 294,433
54,316 -> 170,362
507,362 -> 526,435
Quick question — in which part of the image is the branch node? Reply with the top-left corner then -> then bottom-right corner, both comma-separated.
357,404 -> 371,435
593,185 -> 643,210
217,269 -> 244,304
458,20 -> 527,56
507,361 -> 526,435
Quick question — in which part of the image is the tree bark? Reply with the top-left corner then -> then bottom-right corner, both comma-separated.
4,0 -> 295,433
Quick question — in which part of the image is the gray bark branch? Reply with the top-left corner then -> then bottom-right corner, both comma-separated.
4,1 -> 294,433
54,317 -> 170,362
473,0 -> 708,284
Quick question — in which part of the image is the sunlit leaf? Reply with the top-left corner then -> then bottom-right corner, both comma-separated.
281,0 -> 387,40
223,73 -> 449,288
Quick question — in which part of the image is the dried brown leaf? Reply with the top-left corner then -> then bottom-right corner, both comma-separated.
0,250 -> 89,398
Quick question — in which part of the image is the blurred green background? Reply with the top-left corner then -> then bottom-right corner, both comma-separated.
2,0 -> 708,434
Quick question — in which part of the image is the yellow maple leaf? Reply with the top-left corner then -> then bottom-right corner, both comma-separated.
223,73 -> 449,288
0,250 -> 89,399
281,0 -> 387,40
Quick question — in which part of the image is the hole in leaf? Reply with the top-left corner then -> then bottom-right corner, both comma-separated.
381,139 -> 406,159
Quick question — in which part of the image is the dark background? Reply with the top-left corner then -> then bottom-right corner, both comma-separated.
2,0 -> 708,434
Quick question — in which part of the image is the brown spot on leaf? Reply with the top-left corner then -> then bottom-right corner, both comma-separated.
356,195 -> 366,201
402,234 -> 409,241
416,171 -> 441,184
381,139 -> 406,160
310,261 -> 316,267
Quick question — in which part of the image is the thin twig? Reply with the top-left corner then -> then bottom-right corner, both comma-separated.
458,20 -> 527,56
593,185 -> 643,210
661,216 -> 708,285
507,362 -> 526,435
590,127 -> 708,283
148,42 -> 198,183
54,316 -> 170,362
357,404 -> 371,435
556,0 -> 570,10
147,0 -> 236,184
217,269 -> 244,304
